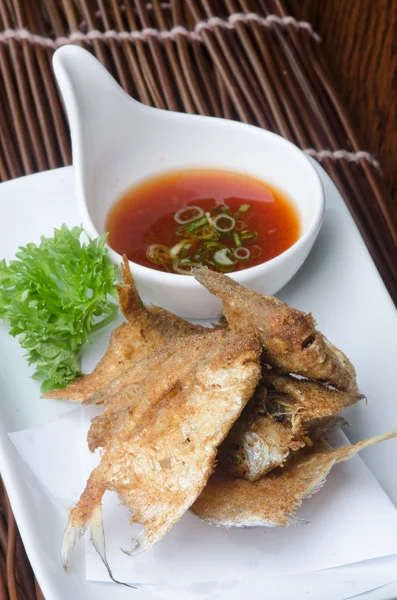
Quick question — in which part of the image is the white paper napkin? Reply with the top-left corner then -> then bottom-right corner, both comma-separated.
10,407 -> 397,586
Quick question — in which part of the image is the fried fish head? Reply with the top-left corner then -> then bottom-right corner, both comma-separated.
62,331 -> 262,575
223,383 -> 304,480
225,372 -> 363,481
193,268 -> 358,393
227,413 -> 306,480
262,373 -> 364,433
192,429 -> 397,527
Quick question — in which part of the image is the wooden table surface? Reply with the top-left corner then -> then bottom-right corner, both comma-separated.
293,0 -> 397,227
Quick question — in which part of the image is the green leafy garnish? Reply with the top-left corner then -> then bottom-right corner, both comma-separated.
0,225 -> 118,392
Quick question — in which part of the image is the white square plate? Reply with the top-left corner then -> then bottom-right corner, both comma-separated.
1,164 -> 397,600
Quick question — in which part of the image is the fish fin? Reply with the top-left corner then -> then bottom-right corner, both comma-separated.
61,516 -> 87,571
121,529 -> 153,557
90,503 -> 137,588
62,473 -> 137,588
61,470 -> 105,570
192,266 -> 241,299
335,428 -> 397,463
117,256 -> 145,320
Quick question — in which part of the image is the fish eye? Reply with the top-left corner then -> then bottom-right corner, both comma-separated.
302,335 -> 315,350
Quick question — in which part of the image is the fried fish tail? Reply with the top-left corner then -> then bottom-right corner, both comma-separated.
62,469 -> 105,571
62,470 -> 135,587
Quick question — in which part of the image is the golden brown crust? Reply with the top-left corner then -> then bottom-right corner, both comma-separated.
63,331 -> 262,564
262,372 -> 363,432
192,429 -> 397,527
87,330 -> 254,452
224,371 -> 363,481
58,259 -> 396,573
226,413 -> 304,480
43,257 -> 208,402
193,268 -> 358,392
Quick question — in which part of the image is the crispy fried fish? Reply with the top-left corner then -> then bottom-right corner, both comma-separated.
44,257 -> 208,402
225,395 -> 307,481
62,331 -> 261,575
87,330 -> 252,452
192,429 -> 397,527
225,373 -> 363,480
193,268 -> 358,392
262,373 -> 363,433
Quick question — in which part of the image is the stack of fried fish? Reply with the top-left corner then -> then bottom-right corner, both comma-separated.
46,258 -> 396,576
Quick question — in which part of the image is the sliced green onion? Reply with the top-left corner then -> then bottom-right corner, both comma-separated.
213,214 -> 235,233
174,206 -> 204,225
146,244 -> 170,264
183,217 -> 208,233
147,201 -> 260,275
204,259 -> 218,267
242,231 -> 258,243
233,247 -> 251,261
172,261 -> 201,275
216,264 -> 236,273
250,245 -> 263,259
213,248 -> 235,266
205,212 -> 214,227
181,242 -> 192,254
204,241 -> 222,250
170,239 -> 190,258
233,232 -> 242,248
194,226 -> 214,240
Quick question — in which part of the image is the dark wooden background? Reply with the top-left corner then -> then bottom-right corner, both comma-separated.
0,3 -> 396,599
292,0 -> 397,226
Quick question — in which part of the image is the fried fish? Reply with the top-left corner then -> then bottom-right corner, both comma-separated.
262,372 -> 363,433
193,268 -> 358,392
44,257 -> 208,402
225,373 -> 363,480
62,331 -> 261,576
192,429 -> 397,527
87,329 -> 254,452
225,388 -> 308,481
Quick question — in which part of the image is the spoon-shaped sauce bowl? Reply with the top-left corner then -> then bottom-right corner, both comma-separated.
53,46 -> 324,318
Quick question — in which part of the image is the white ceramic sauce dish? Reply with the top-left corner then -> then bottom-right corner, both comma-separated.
53,46 -> 324,318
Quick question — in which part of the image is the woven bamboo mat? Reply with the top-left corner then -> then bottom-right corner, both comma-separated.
0,1 -> 397,598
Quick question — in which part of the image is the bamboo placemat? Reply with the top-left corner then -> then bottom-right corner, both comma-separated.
0,1 -> 396,598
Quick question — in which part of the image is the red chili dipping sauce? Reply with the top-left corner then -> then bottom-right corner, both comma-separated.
106,169 -> 300,275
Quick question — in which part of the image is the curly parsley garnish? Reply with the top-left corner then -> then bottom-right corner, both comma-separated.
0,225 -> 118,392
